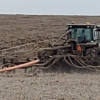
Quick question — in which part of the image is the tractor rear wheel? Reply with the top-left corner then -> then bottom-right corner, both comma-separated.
85,47 -> 98,57
85,47 -> 98,65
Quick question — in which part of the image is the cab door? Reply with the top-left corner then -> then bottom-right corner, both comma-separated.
93,29 -> 98,41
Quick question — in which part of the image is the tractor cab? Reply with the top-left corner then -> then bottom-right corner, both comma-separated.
67,24 -> 96,43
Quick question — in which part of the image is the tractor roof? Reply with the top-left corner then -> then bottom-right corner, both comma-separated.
66,24 -> 95,28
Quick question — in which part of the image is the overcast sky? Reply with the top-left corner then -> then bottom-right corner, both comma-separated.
0,0 -> 100,15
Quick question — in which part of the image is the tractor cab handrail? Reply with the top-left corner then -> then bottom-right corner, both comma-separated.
52,30 -> 72,46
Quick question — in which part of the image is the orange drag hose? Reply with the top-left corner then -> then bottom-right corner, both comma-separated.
0,59 -> 40,73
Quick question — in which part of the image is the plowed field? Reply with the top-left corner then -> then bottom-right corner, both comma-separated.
0,15 -> 100,100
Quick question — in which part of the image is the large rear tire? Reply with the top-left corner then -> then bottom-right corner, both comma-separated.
85,47 -> 98,58
85,47 -> 98,65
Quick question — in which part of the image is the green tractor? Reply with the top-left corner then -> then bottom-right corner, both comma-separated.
35,23 -> 100,72
66,23 -> 100,56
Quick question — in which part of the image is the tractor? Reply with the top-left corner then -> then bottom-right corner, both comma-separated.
34,22 -> 100,72
2,22 -> 100,73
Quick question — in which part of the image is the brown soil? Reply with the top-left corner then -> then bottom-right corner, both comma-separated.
0,15 -> 100,100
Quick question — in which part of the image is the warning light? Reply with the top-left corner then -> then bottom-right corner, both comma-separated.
86,22 -> 90,24
77,45 -> 82,51
72,21 -> 75,24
